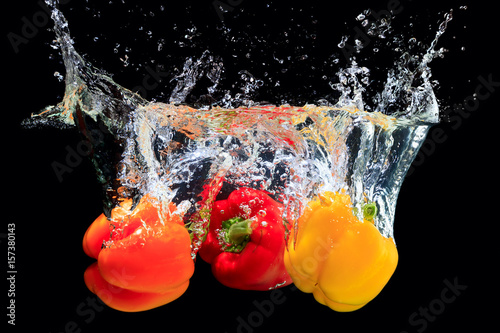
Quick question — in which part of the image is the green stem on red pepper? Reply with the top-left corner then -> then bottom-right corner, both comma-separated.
220,217 -> 253,253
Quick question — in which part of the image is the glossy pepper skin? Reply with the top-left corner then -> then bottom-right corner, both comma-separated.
82,195 -> 194,312
284,191 -> 398,312
199,187 -> 292,290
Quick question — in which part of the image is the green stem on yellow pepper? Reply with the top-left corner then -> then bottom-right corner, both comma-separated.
362,202 -> 377,221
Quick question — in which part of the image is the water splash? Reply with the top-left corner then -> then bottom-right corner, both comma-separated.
24,0 -> 453,252
169,50 -> 223,105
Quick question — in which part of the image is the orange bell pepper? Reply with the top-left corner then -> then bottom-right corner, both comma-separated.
284,191 -> 398,312
82,195 -> 194,312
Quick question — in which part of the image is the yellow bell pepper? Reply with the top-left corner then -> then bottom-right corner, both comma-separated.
284,191 -> 398,312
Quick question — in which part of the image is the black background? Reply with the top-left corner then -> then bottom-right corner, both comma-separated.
4,0 -> 499,332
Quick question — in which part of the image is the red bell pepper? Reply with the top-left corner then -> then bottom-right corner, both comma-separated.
198,187 -> 292,290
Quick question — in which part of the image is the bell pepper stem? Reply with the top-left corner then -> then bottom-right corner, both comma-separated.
363,202 -> 377,221
220,217 -> 253,253
227,219 -> 252,245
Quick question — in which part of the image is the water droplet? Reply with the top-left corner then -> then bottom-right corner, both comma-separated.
337,35 -> 349,48
157,39 -> 165,52
120,54 -> 130,67
53,71 -> 64,82
50,39 -> 60,50
258,210 -> 267,217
